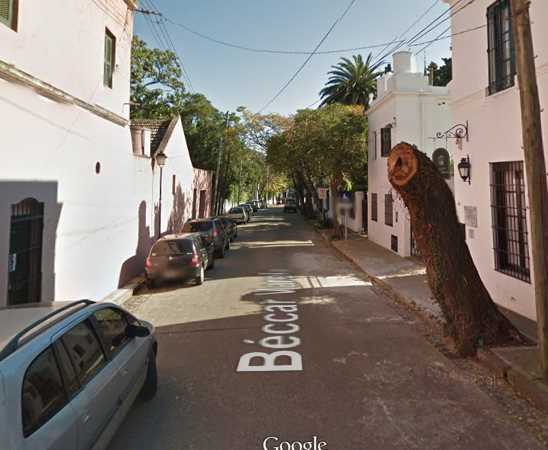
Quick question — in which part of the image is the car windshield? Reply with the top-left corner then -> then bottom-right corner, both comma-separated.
151,240 -> 193,256
230,208 -> 243,213
189,221 -> 213,232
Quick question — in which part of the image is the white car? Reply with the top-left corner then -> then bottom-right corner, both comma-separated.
0,300 -> 157,450
226,207 -> 248,224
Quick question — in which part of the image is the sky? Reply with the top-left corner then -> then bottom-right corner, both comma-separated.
134,0 -> 452,116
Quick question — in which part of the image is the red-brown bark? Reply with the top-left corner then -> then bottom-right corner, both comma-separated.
388,142 -> 527,356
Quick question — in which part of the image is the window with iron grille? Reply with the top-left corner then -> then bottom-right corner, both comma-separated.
381,126 -> 392,157
371,193 -> 378,222
104,28 -> 116,88
0,0 -> 17,30
490,161 -> 530,282
385,194 -> 393,226
487,0 -> 515,95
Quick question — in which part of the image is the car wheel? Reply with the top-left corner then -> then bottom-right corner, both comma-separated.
225,240 -> 230,251
140,348 -> 158,401
195,265 -> 205,285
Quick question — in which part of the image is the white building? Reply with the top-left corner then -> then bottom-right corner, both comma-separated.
367,51 -> 452,257
444,0 -> 548,321
0,0 -> 211,308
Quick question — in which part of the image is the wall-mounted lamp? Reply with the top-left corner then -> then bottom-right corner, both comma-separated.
391,116 -> 397,128
457,156 -> 471,184
155,151 -> 167,237
155,151 -> 167,168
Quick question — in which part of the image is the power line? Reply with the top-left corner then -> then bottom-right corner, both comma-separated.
140,0 -> 195,92
164,16 -> 405,56
371,0 -> 441,63
257,0 -> 358,114
372,0 -> 467,67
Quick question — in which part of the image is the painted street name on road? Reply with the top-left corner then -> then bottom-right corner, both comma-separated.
237,270 -> 303,372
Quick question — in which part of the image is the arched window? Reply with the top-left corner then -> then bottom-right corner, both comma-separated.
8,198 -> 44,305
432,148 -> 451,179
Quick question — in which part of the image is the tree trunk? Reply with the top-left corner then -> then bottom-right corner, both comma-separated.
388,142 -> 526,356
330,178 -> 343,238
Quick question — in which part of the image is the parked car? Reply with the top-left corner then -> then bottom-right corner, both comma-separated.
0,300 -> 157,450
248,202 -> 259,213
227,207 -> 248,224
146,234 -> 213,287
284,199 -> 298,213
217,216 -> 238,241
239,204 -> 253,219
182,218 -> 230,258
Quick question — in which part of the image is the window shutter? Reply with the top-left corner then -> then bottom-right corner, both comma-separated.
0,0 -> 12,27
104,30 -> 115,87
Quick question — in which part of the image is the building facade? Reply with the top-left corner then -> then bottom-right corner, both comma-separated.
444,0 -> 548,320
367,51 -> 452,257
0,1 -> 211,308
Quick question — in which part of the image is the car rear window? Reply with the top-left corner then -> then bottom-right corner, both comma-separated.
189,221 -> 213,232
230,208 -> 242,213
151,240 -> 193,256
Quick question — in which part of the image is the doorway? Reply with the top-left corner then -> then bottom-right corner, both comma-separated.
8,198 -> 44,305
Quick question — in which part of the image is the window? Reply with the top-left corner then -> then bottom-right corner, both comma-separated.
487,0 -> 515,95
93,308 -> 129,357
61,321 -> 106,386
104,28 -> 116,88
371,193 -> 378,222
22,347 -> 67,437
54,341 -> 80,397
381,126 -> 392,157
385,194 -> 393,226
0,0 -> 17,30
490,161 -> 530,282
151,239 -> 194,256
370,131 -> 377,161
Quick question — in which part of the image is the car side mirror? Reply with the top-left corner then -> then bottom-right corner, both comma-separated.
126,324 -> 150,338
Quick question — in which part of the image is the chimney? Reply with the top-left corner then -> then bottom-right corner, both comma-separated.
130,126 -> 152,156
393,51 -> 416,74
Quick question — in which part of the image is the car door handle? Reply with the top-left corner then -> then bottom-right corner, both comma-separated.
120,368 -> 129,377
83,414 -> 91,424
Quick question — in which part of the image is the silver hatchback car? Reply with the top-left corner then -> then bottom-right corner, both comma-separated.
0,300 -> 157,450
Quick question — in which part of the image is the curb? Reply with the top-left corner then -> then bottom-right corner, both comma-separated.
316,227 -> 440,324
102,275 -> 146,307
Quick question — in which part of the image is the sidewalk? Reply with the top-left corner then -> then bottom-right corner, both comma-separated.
317,227 -> 548,413
318,229 -> 442,322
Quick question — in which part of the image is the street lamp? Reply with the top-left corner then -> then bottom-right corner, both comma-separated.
155,151 -> 167,237
457,156 -> 471,184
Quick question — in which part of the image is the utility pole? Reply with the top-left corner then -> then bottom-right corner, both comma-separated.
511,0 -> 548,379
213,112 -> 230,215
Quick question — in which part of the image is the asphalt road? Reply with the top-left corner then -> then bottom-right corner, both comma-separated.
109,207 -> 542,450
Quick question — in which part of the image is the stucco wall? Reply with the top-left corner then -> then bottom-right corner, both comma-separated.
446,0 -> 548,320
0,0 -> 134,117
0,1 -> 211,306
367,61 -> 451,257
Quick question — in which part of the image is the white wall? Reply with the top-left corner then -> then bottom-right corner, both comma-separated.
367,53 -> 451,257
446,0 -> 548,320
0,1 -> 207,307
0,0 -> 134,117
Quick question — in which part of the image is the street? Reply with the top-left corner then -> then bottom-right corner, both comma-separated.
108,208 -> 541,450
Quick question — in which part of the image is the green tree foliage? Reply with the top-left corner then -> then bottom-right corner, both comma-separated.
427,58 -> 452,87
319,53 -> 383,108
266,104 -> 367,227
130,36 -> 186,119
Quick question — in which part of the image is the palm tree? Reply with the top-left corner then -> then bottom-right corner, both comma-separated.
319,53 -> 383,109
